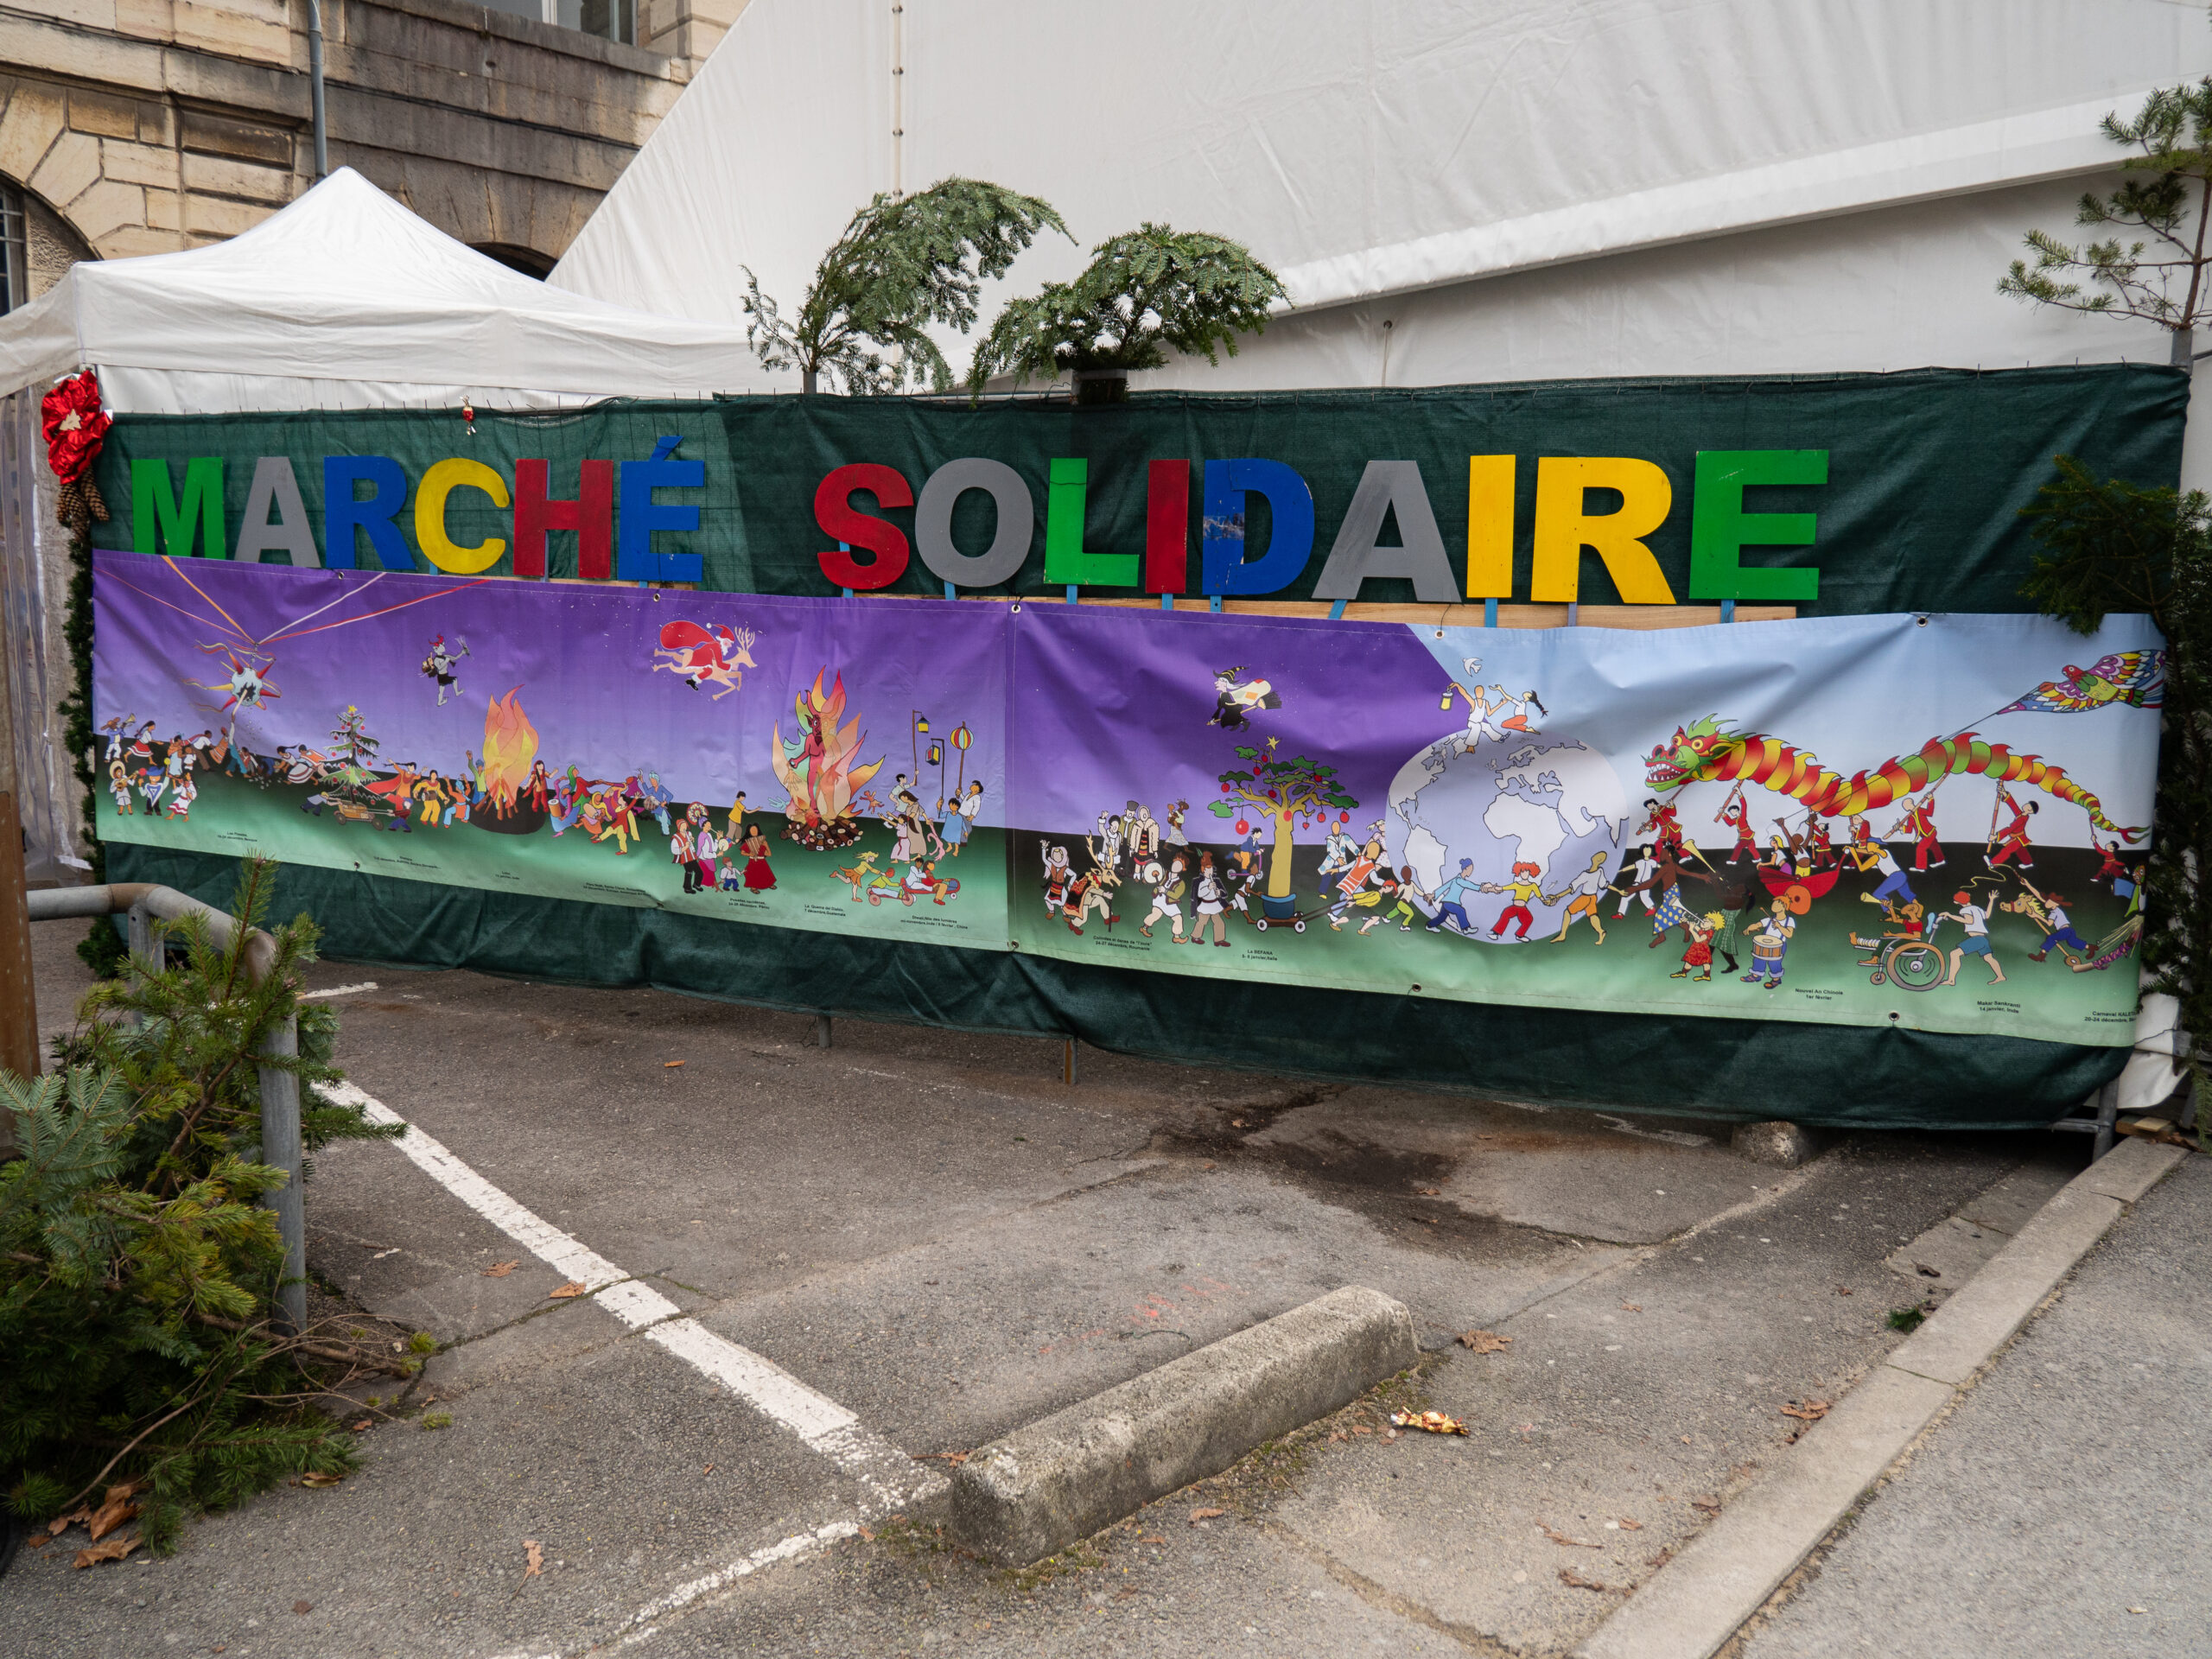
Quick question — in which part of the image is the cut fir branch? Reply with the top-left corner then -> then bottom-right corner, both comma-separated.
3,858 -> 406,1548
741,177 -> 1070,395
1209,746 -> 1358,901
969,223 -> 1288,399
1999,79 -> 2212,362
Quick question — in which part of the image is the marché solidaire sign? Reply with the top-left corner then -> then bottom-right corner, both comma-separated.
127,443 -> 1830,606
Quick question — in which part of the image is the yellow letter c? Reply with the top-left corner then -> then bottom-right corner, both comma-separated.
416,457 -> 510,574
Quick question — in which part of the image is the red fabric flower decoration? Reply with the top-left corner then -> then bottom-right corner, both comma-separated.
41,370 -> 111,486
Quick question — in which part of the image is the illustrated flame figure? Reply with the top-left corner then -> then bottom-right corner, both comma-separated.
480,687 -> 539,816
771,669 -> 883,849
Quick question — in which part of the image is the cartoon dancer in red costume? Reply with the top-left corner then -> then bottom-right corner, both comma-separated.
1716,786 -> 1758,864
1891,795 -> 1945,871
1986,787 -> 2037,869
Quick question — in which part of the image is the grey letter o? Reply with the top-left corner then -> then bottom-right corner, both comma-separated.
915,458 -> 1033,587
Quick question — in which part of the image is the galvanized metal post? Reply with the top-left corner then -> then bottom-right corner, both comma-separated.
814,1013 -> 832,1048
0,648 -> 36,1097
305,0 -> 328,180
126,899 -> 156,974
257,1014 -> 307,1334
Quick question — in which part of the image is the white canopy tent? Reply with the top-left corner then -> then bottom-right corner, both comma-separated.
0,166 -> 776,413
554,0 -> 2203,416
0,167 -> 777,886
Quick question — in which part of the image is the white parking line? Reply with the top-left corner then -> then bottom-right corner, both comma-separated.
323,1081 -> 943,1647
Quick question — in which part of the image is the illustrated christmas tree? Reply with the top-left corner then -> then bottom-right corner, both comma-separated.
328,704 -> 381,773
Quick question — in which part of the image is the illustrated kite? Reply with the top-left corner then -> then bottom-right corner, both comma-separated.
1995,650 -> 2165,716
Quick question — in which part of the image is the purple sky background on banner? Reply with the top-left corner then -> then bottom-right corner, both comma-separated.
1007,607 -> 1459,842
91,553 -> 1008,818
92,551 -> 2161,854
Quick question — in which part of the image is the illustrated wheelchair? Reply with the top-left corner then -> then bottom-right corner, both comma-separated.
1853,920 -> 1947,993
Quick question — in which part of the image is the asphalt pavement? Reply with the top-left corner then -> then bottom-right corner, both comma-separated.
5,914 -> 2107,1656
1735,1150 -> 2210,1659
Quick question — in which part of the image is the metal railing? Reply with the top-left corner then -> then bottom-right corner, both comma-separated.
26,883 -> 306,1334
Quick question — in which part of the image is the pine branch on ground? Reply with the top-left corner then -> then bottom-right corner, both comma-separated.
2,857 -> 411,1552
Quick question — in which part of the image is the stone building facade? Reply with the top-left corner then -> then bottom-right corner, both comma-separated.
0,0 -> 748,304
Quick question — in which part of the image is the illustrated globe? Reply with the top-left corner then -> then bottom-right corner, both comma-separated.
1385,730 -> 1630,940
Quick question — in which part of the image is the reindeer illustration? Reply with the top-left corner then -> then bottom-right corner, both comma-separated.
653,621 -> 758,700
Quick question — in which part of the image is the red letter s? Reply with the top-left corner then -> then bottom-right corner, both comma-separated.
815,463 -> 912,589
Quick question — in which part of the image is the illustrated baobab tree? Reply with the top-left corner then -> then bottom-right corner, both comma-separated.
1209,741 -> 1358,910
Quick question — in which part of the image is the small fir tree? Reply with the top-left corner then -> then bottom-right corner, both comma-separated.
969,224 -> 1288,401
1999,79 -> 2212,364
2018,458 -> 2212,1141
741,178 -> 1069,394
3,859 -> 414,1551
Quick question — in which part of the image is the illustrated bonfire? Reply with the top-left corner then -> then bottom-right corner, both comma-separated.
480,688 -> 539,819
772,670 -> 883,850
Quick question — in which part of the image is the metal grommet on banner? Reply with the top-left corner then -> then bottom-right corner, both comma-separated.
1410,983 -> 1422,994
1916,614 -> 1929,626
1011,601 -> 1021,614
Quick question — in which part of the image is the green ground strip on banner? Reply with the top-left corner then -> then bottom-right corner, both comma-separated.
107,839 -> 2122,1132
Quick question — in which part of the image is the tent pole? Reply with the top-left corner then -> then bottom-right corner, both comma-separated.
306,0 -> 329,181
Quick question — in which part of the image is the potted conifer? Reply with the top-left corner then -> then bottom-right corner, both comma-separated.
741,178 -> 1069,394
968,224 -> 1288,403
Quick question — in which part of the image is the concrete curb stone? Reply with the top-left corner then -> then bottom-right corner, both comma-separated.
1578,1367 -> 1954,1659
1882,1184 -> 2121,1388
947,1285 -> 1419,1567
1573,1136 -> 2190,1659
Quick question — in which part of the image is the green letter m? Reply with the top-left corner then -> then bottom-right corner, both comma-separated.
132,458 -> 226,557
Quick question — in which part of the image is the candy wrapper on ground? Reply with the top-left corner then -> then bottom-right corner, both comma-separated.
1391,1409 -> 1469,1435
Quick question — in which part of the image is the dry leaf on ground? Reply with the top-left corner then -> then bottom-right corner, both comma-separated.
1391,1410 -> 1470,1436
1537,1521 -> 1601,1549
350,1420 -> 372,1433
1189,1508 -> 1226,1525
1780,1400 -> 1831,1423
1617,1517 -> 1644,1530
1458,1330 -> 1512,1353
1837,1286 -> 1854,1296
86,1484 -> 142,1543
481,1261 -> 520,1278
294,1599 -> 314,1615
1558,1567 -> 1620,1593
548,1281 -> 587,1300
663,1060 -> 685,1069
524,1541 -> 543,1580
73,1533 -> 140,1569
1620,1302 -> 1643,1313
301,1471 -> 345,1488
47,1504 -> 91,1537
913,1451 -> 969,1465
1691,1497 -> 1722,1514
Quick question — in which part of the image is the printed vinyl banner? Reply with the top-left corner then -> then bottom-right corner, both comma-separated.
92,550 -> 2161,1048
